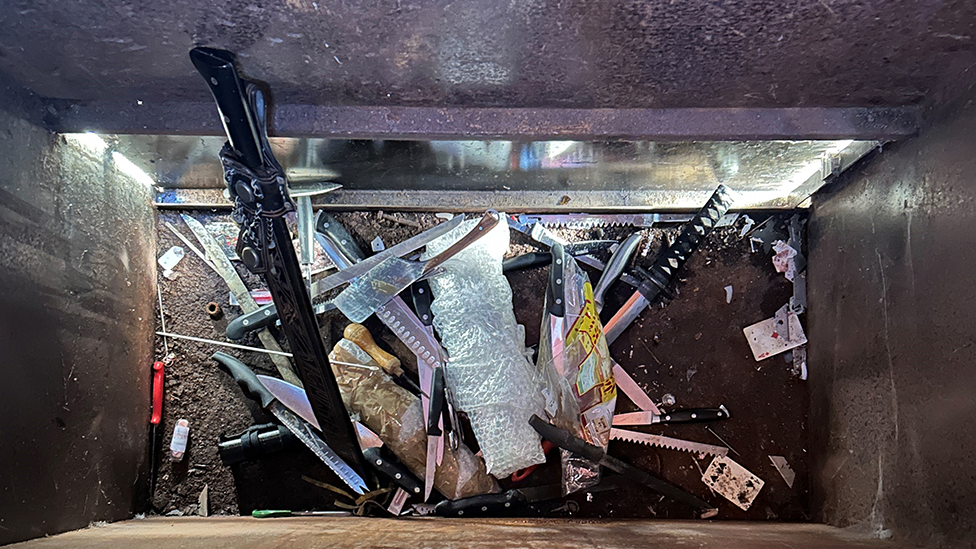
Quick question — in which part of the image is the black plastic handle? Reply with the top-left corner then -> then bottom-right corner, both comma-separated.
217,423 -> 299,465
363,446 -> 423,497
411,280 -> 434,326
502,252 -> 552,273
546,243 -> 566,317
660,406 -> 730,424
428,368 -> 445,436
433,489 -> 526,517
212,352 -> 275,408
315,211 -> 366,266
529,415 -> 604,463
226,303 -> 279,340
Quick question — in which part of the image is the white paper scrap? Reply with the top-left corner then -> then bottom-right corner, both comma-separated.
743,305 -> 807,361
702,456 -> 764,511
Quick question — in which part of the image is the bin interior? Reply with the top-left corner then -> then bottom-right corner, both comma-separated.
4,1 -> 976,547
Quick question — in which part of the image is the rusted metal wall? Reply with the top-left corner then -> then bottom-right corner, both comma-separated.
0,110 -> 156,545
808,99 -> 976,547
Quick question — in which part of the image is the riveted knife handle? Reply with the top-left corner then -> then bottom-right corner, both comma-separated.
428,368 -> 445,436
422,211 -> 499,273
411,279 -> 434,327
363,446 -> 423,497
546,243 -> 566,317
315,211 -> 365,265
660,406 -> 730,424
529,415 -> 604,463
212,352 -> 275,409
433,490 -> 526,517
226,303 -> 278,340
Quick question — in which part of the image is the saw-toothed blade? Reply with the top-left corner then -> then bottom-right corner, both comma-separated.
610,428 -> 729,457
520,213 -> 686,230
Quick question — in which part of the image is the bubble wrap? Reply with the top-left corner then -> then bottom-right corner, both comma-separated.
421,216 -> 547,478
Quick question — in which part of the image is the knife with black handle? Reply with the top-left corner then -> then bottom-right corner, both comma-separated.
362,446 -> 424,497
226,303 -> 279,340
547,243 -> 566,318
433,489 -> 528,517
593,232 -> 642,313
315,211 -> 366,265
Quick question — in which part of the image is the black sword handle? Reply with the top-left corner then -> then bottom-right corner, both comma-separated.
218,423 -> 299,465
212,352 -> 275,409
362,446 -> 424,497
315,211 -> 366,265
226,303 -> 278,340
659,406 -> 730,424
546,243 -> 566,317
433,490 -> 526,517
502,252 -> 552,273
638,185 -> 733,302
411,279 -> 434,327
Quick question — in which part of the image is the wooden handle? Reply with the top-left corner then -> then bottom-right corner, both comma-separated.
423,211 -> 499,273
343,323 -> 402,376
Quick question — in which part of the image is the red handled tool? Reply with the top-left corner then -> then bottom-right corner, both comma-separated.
148,361 -> 164,504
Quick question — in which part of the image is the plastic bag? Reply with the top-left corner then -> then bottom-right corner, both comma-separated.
421,215 -> 548,478
328,338 -> 499,499
535,255 -> 617,493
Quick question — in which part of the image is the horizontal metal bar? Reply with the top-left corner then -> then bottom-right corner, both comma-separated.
54,102 -> 920,141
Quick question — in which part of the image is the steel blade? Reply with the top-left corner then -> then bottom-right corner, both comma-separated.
310,214 -> 463,298
354,421 -> 383,450
611,411 -> 659,425
334,256 -> 423,323
424,435 -> 437,501
611,363 -> 662,415
268,402 -> 368,495
258,374 -> 320,430
610,428 -> 728,457
603,291 -> 650,344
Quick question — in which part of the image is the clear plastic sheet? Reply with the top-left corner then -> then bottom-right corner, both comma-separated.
535,256 -> 617,493
421,216 -> 548,478
328,338 -> 499,499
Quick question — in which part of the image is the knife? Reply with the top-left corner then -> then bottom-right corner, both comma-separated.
612,405 -> 730,426
355,422 -> 424,497
592,232 -> 642,313
410,279 -> 452,459
528,415 -> 716,515
603,185 -> 733,344
309,213 -> 464,299
211,352 -> 368,495
226,300 -> 336,341
424,367 -> 446,501
422,477 -> 628,517
547,243 -> 567,376
258,373 -> 424,497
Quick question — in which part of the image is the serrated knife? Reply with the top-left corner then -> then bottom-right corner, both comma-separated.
610,428 -> 728,457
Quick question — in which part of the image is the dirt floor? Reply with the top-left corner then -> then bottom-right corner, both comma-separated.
152,210 -> 807,521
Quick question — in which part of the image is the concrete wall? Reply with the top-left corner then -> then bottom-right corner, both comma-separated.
809,100 -> 976,548
0,110 -> 156,544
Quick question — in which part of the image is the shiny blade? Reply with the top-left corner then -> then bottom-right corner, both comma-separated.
603,291 -> 649,344
309,214 -> 463,299
354,421 -> 383,450
611,411 -> 660,426
612,363 -> 662,415
610,428 -> 728,457
424,435 -> 437,501
268,402 -> 368,495
258,375 -> 320,430
334,256 -> 423,323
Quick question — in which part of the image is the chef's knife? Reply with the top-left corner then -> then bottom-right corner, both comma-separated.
355,422 -> 424,497
612,405 -> 730,426
314,211 -> 365,266
422,476 -> 628,517
547,243 -> 567,375
593,232 -> 642,313
334,212 -> 499,323
309,213 -> 464,300
226,300 -> 336,340
528,415 -> 715,515
212,352 -> 368,495
259,373 -> 424,497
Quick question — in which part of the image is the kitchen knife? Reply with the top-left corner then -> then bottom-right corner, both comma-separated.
355,422 -> 424,497
593,232 -> 642,313
612,405 -> 730,426
603,185 -> 733,344
528,415 -> 715,515
314,211 -> 366,265
309,213 -> 465,300
423,476 -> 627,517
212,352 -> 368,495
334,211 -> 499,323
226,300 -> 336,341
547,243 -> 567,375
424,367 -> 446,501
411,279 -> 449,464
